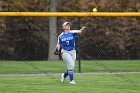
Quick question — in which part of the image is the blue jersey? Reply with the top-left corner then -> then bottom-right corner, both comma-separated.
58,31 -> 77,51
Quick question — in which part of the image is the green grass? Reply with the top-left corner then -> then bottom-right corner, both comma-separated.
0,60 -> 140,93
0,60 -> 140,74
0,74 -> 139,93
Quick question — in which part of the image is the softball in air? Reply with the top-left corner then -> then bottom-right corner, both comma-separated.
93,8 -> 97,12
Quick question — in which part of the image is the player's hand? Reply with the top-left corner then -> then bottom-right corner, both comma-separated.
80,26 -> 86,31
54,47 -> 61,55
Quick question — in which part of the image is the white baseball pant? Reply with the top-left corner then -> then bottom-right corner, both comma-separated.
61,49 -> 76,70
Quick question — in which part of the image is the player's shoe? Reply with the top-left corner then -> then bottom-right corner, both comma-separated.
61,74 -> 65,82
69,80 -> 76,84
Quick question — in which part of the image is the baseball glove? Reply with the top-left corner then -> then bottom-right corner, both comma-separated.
54,48 -> 61,55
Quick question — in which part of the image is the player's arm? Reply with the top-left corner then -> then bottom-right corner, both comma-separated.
56,35 -> 61,50
54,35 -> 61,55
56,43 -> 61,50
71,26 -> 86,33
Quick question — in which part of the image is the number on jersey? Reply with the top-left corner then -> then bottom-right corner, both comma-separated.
66,41 -> 69,45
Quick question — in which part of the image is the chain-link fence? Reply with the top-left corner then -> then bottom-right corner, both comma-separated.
0,1 -> 140,93
0,16 -> 140,74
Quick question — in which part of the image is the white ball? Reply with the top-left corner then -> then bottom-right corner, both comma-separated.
93,8 -> 97,12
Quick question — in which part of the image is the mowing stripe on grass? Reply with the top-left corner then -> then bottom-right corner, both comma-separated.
0,72 -> 140,77
0,74 -> 139,93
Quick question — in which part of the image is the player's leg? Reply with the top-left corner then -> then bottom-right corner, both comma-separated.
60,50 -> 69,82
63,50 -> 76,78
63,69 -> 68,78
69,50 -> 76,84
61,69 -> 68,82
71,50 -> 76,68
61,51 -> 75,83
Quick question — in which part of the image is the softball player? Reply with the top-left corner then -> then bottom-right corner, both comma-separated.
55,22 -> 85,84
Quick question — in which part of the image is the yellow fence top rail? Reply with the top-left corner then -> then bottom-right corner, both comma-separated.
0,12 -> 140,17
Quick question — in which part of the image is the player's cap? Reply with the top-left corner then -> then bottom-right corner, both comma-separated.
62,22 -> 71,26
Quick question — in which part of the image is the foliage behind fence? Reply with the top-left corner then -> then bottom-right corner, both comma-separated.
0,0 -> 140,60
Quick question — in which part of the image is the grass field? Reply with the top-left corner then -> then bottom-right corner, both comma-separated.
0,60 -> 140,93
0,74 -> 140,93
0,60 -> 140,74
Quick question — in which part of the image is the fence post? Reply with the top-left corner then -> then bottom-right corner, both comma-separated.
77,17 -> 81,73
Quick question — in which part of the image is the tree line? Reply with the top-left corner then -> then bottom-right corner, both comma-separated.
0,0 -> 140,60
